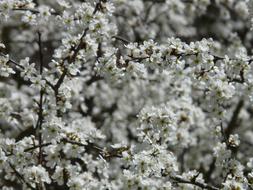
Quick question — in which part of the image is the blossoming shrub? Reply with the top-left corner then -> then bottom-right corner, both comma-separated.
0,0 -> 253,189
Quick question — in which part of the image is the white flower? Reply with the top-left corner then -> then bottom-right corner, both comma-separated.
0,0 -> 13,15
222,177 -> 247,190
248,171 -> 253,188
0,54 -> 15,77
0,148 -> 7,170
235,1 -> 249,18
22,11 -> 37,25
20,57 -> 36,80
38,5 -> 52,20
247,158 -> 253,168
24,165 -> 51,186
213,142 -> 231,166
51,166 -> 64,186
61,11 -> 75,27
57,0 -> 71,8
228,134 -> 240,147
42,116 -> 63,142
0,43 -> 5,49
30,75 -> 46,90
45,145 -> 60,168
67,176 -> 85,190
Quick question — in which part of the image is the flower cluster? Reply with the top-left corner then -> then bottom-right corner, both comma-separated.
0,0 -> 253,190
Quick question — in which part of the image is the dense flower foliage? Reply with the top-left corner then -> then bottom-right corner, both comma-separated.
0,0 -> 253,189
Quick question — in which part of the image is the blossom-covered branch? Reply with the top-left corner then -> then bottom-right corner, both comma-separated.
1,0 -> 253,190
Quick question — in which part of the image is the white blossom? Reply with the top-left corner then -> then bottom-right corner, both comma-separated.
0,0 -> 253,189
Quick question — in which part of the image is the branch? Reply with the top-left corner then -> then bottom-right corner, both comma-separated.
62,138 -> 127,159
35,31 -> 45,190
52,0 -> 106,111
7,138 -> 125,160
204,158 -> 216,182
224,100 -> 244,139
142,0 -> 193,3
0,52 -> 24,69
11,8 -> 59,15
171,175 -> 220,190
112,35 -> 130,44
8,162 -> 36,190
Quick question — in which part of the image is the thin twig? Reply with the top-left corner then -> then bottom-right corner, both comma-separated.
112,35 -> 130,44
52,0 -> 106,111
11,8 -> 58,15
35,32 -> 44,166
225,100 -> 244,138
171,175 -> 220,190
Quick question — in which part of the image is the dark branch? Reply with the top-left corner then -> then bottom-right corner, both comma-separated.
171,175 -> 220,190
